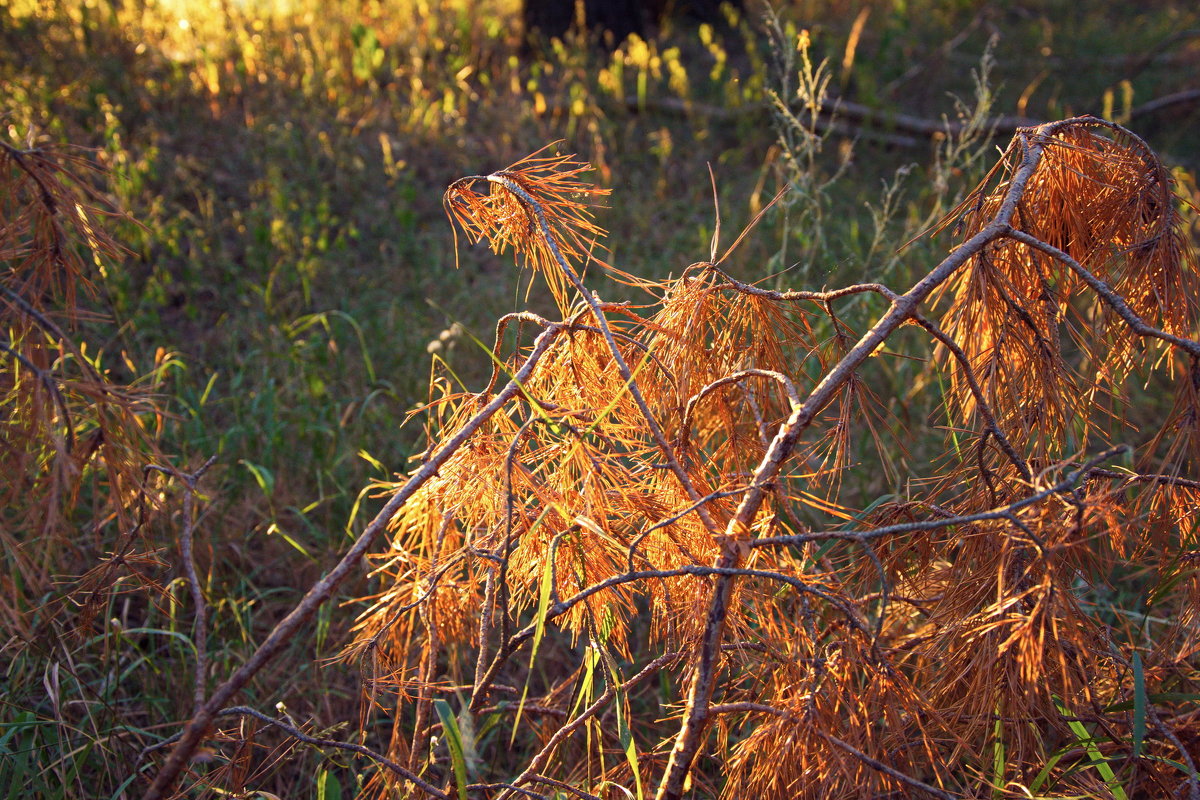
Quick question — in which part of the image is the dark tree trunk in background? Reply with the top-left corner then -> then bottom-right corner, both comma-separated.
523,0 -> 648,45
522,0 -> 743,48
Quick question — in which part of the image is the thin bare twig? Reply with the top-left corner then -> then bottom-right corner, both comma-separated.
1084,468 -> 1200,490
177,455 -> 217,716
524,774 -> 603,800
909,311 -> 1032,482
818,730 -> 958,800
704,263 -> 900,304
679,369 -> 801,455
141,705 -> 448,799
626,486 -> 753,573
750,446 -> 1129,550
469,784 -> 545,800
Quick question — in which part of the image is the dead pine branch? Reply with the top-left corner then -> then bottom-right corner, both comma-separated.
2,136 -> 162,605
145,117 -> 1200,799
357,121 -> 1199,800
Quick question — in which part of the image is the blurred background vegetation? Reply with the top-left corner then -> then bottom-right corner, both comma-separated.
2,0 -> 1198,795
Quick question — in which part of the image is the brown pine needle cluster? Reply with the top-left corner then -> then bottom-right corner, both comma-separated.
935,122 -> 1199,465
444,143 -> 611,311
1,138 -> 164,634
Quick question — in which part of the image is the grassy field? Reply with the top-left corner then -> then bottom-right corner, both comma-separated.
3,0 -> 1200,797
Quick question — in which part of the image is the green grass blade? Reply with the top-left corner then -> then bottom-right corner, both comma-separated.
527,508 -> 556,668
1056,699 -> 1129,800
510,507 -> 554,743
1028,749 -> 1066,793
991,706 -> 1006,798
615,691 -> 644,800
569,646 -> 600,720
434,699 -> 469,800
1131,653 -> 1146,758
599,649 -> 643,800
316,768 -> 343,800
239,459 -> 276,497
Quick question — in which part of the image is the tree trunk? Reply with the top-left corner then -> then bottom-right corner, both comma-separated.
522,0 -> 743,48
